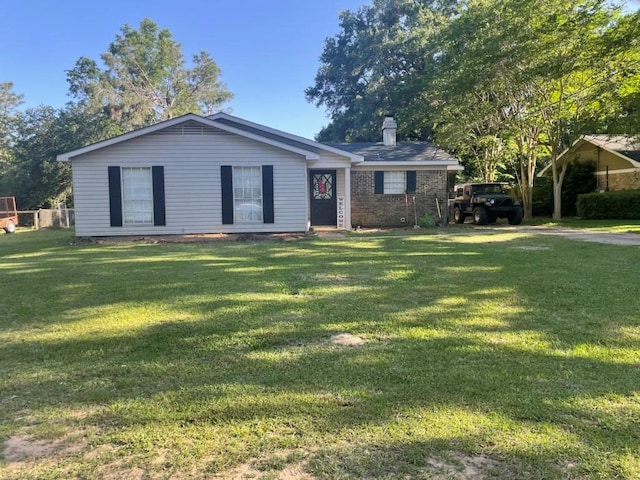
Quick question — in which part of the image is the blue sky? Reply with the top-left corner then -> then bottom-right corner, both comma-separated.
1,0 -> 366,139
3,1 -> 639,140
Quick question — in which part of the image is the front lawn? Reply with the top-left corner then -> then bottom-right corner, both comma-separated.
1,230 -> 638,479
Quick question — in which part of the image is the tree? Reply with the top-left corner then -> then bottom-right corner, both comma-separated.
306,0 -> 458,142
67,19 -> 233,133
5,106 -> 70,208
310,0 -> 640,219
426,0 -> 551,218
0,82 -> 23,183
1,102 -> 108,209
428,0 -> 637,220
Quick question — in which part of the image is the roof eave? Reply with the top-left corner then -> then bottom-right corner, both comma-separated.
353,160 -> 461,168
208,112 -> 363,162
539,135 -> 640,176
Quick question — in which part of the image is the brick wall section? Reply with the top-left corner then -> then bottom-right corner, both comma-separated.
603,171 -> 640,191
351,170 -> 448,227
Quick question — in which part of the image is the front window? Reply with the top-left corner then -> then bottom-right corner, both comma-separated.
122,167 -> 153,224
384,171 -> 405,194
234,166 -> 263,222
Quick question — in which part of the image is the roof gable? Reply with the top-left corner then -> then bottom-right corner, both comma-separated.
57,113 -> 360,162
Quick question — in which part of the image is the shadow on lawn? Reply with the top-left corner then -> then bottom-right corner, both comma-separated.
1,231 -> 639,478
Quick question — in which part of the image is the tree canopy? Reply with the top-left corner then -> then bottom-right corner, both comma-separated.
0,82 -> 23,171
306,0 -> 459,142
2,19 -> 234,209
67,18 -> 233,134
308,0 -> 640,219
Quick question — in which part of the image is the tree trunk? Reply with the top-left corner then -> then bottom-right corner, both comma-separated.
522,183 -> 533,220
552,181 -> 563,221
550,146 -> 568,221
517,143 -> 536,222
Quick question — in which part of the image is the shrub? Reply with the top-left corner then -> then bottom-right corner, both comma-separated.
419,211 -> 437,228
532,177 -> 553,216
577,190 -> 640,219
561,161 -> 597,216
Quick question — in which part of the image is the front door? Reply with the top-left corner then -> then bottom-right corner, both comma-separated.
309,170 -> 337,226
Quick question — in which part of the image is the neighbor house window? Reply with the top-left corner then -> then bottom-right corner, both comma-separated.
233,166 -> 263,222
384,171 -> 406,194
122,167 -> 153,224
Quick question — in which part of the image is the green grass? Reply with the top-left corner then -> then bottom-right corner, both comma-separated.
0,229 -> 639,479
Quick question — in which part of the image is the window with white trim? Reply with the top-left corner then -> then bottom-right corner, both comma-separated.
122,167 -> 153,224
384,171 -> 406,194
233,166 -> 263,222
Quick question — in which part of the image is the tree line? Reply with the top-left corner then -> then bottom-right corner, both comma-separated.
306,0 -> 640,220
0,19 -> 232,209
3,5 -> 639,218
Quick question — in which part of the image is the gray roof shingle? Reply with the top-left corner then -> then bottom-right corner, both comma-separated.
326,142 -> 457,163
584,134 -> 640,162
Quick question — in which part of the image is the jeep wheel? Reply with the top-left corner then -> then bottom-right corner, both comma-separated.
508,207 -> 523,225
473,207 -> 488,225
453,207 -> 465,224
4,221 -> 16,234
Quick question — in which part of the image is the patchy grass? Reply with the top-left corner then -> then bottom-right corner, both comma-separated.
0,229 -> 639,479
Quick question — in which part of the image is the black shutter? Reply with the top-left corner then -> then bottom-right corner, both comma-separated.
152,166 -> 166,226
221,166 -> 234,224
406,171 -> 417,194
262,165 -> 274,224
108,166 -> 122,227
374,171 -> 384,194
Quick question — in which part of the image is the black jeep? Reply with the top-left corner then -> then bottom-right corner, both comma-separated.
451,183 -> 523,225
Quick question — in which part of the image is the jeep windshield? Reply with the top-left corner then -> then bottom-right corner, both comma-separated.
472,184 -> 505,195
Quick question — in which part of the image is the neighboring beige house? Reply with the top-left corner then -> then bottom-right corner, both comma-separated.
539,135 -> 640,191
57,113 -> 462,237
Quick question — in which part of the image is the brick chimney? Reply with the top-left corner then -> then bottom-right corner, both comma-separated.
382,116 -> 397,146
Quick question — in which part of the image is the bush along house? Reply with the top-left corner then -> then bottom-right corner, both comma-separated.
57,114 -> 462,236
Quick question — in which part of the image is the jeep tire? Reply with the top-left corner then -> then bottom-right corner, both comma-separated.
508,207 -> 523,225
473,206 -> 488,225
453,207 -> 465,224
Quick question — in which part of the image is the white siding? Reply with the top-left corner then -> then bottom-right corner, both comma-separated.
71,126 -> 309,236
308,152 -> 353,170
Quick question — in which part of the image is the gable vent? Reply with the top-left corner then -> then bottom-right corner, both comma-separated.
181,122 -> 206,135
152,121 -> 224,136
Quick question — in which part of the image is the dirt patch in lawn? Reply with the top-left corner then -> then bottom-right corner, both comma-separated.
3,433 -> 86,462
330,333 -> 366,346
212,462 -> 314,480
3,435 -> 61,461
210,451 -> 502,479
427,453 -> 500,479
